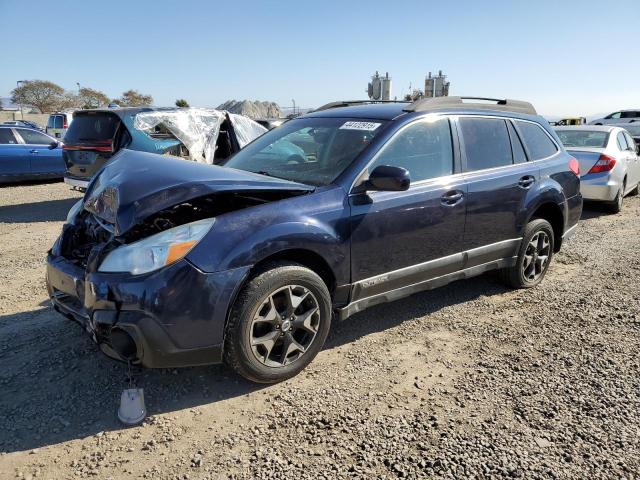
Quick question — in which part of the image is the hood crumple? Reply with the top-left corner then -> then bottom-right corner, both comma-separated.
83,149 -> 313,236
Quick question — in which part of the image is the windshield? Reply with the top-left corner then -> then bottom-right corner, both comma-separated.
624,125 -> 640,136
555,130 -> 609,148
223,117 -> 387,186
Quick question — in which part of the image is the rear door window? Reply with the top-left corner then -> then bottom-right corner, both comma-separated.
459,117 -> 512,171
514,121 -> 558,160
47,116 -> 56,129
64,113 -> 120,144
616,132 -> 628,151
54,115 -> 63,129
624,132 -> 636,150
16,129 -> 53,145
0,129 -> 18,144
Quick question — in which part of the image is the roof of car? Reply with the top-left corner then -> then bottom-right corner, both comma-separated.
304,102 -> 410,120
304,97 -> 540,121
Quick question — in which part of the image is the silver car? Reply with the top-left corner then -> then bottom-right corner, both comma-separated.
589,110 -> 640,125
555,126 -> 640,212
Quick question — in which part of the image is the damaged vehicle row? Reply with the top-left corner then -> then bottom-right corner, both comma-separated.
62,107 -> 267,189
47,97 -> 582,383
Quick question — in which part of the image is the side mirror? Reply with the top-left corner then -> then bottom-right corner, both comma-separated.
363,165 -> 410,192
49,140 -> 59,150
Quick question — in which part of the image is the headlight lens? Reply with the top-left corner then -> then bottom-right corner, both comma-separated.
98,218 -> 215,275
66,199 -> 84,224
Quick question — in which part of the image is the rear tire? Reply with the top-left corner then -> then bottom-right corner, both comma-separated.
607,184 -> 624,213
224,262 -> 331,384
499,219 -> 554,289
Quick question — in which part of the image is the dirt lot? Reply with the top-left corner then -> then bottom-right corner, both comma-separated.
0,181 -> 639,479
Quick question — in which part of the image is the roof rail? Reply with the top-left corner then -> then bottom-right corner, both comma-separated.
314,100 -> 409,112
404,96 -> 537,115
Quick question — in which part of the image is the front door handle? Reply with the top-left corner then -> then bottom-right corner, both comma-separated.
30,149 -> 39,154
518,175 -> 535,189
441,190 -> 464,206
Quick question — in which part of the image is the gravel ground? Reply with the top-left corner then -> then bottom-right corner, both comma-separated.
0,181 -> 639,480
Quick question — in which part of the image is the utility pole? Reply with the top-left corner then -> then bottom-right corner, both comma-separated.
292,99 -> 296,117
16,80 -> 26,120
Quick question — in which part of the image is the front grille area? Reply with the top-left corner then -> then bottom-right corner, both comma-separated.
59,214 -> 113,269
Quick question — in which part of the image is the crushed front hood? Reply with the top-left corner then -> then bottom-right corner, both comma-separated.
83,149 -> 313,236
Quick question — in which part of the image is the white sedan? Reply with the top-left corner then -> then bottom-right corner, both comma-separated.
555,126 -> 640,213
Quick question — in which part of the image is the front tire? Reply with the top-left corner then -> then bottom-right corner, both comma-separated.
224,262 -> 331,383
500,219 -> 554,289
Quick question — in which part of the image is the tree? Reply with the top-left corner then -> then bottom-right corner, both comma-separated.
79,87 -> 110,109
11,80 -> 64,113
175,99 -> 189,108
55,91 -> 83,111
117,90 -> 153,107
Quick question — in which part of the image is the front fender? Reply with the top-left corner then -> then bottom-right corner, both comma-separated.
186,187 -> 351,283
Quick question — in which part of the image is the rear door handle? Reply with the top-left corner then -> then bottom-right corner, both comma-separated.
30,149 -> 39,154
441,190 -> 464,206
518,176 -> 535,188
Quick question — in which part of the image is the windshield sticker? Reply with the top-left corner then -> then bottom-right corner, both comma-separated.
339,121 -> 381,131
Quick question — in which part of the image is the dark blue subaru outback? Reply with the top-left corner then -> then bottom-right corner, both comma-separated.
46,97 -> 582,383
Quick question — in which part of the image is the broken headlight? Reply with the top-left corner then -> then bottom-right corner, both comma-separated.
98,218 -> 215,275
66,199 -> 84,224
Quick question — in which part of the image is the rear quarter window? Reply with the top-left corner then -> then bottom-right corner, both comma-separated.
515,121 -> 558,160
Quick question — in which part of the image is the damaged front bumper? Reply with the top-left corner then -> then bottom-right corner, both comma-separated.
46,253 -> 249,368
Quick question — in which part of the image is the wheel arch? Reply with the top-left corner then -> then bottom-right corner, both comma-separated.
528,202 -> 564,252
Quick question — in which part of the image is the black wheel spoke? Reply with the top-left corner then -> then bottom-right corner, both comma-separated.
522,230 -> 550,282
250,285 -> 320,368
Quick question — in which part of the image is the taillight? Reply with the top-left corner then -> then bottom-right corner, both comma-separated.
568,157 -> 580,176
63,119 -> 68,129
588,154 -> 616,174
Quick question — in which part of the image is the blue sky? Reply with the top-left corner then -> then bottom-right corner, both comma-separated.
1,0 -> 638,117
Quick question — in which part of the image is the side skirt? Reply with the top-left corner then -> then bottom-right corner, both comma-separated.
335,256 -> 517,321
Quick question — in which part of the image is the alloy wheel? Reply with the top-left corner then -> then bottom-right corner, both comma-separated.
249,285 -> 320,368
522,231 -> 551,282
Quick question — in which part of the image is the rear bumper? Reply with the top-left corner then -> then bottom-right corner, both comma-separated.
46,253 -> 249,368
580,173 -> 619,202
64,176 -> 89,189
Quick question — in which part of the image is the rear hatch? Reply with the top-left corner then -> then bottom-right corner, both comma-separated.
566,148 -> 604,177
63,111 -> 129,181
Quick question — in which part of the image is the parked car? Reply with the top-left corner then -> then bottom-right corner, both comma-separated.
46,97 -> 582,383
62,107 -> 267,189
2,120 -> 44,131
0,126 -> 64,183
555,126 -> 640,212
589,110 -> 640,125
623,124 -> 640,147
46,111 -> 76,139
